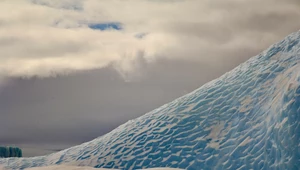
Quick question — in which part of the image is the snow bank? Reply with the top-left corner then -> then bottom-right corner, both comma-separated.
24,165 -> 182,170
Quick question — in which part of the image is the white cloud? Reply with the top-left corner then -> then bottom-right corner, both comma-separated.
0,0 -> 299,78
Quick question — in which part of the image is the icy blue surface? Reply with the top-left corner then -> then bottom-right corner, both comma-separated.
1,31 -> 300,170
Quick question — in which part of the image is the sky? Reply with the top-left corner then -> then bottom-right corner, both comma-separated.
0,0 -> 300,157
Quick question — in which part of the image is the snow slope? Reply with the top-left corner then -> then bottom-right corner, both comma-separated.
25,165 -> 181,170
1,165 -> 182,170
1,31 -> 300,170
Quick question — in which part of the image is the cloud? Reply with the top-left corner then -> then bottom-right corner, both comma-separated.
0,0 -> 299,79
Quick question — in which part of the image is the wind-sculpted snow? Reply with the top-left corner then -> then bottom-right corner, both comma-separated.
1,31 -> 300,170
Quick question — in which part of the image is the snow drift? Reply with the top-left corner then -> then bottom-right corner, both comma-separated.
1,165 -> 182,170
1,31 -> 300,169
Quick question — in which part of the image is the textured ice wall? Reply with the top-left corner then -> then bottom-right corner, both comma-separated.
1,31 -> 300,170
22,165 -> 182,170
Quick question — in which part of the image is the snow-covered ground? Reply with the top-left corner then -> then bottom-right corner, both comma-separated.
2,165 -> 182,170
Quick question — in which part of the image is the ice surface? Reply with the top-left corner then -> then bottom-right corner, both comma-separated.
1,31 -> 300,169
25,165 -> 181,170
0,165 -> 182,170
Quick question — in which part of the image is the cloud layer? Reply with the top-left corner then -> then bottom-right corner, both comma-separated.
0,0 -> 299,78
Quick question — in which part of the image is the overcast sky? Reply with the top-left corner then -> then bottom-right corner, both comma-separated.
0,0 -> 300,157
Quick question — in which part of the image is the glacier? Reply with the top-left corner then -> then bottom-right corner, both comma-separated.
1,30 -> 300,170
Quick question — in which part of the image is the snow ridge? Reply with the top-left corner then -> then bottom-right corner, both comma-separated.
1,31 -> 300,169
